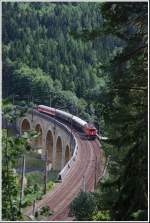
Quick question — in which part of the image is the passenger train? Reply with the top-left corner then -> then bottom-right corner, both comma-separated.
37,105 -> 97,139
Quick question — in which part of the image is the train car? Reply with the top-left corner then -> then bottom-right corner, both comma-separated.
72,116 -> 97,139
37,105 -> 97,139
84,124 -> 97,140
55,109 -> 72,123
71,116 -> 87,132
37,105 -> 55,116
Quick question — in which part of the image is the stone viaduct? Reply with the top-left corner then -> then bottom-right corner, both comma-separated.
16,110 -> 76,171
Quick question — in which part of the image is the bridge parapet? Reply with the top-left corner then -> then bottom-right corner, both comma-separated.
58,136 -> 78,180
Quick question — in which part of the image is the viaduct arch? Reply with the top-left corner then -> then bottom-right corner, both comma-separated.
21,118 -> 31,133
17,110 -> 75,172
35,124 -> 43,146
46,130 -> 53,163
55,136 -> 62,171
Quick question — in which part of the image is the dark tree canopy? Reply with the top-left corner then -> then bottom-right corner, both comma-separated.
92,2 -> 148,221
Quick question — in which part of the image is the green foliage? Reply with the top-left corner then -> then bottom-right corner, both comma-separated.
2,129 -> 25,220
22,183 -> 43,208
39,205 -> 53,216
26,172 -> 44,187
76,2 -> 148,221
88,2 -> 148,221
92,210 -> 110,221
2,164 -> 20,220
131,210 -> 148,221
2,2 -> 114,126
70,191 -> 97,221
47,181 -> 55,191
2,101 -> 43,220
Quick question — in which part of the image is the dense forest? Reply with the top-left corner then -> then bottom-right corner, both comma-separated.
2,2 -> 148,221
2,2 -> 118,129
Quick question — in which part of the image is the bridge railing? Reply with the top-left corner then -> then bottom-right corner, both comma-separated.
58,135 -> 78,180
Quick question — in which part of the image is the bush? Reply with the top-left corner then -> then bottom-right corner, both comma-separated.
131,210 -> 148,221
21,195 -> 33,207
47,181 -> 55,191
92,210 -> 111,221
39,205 -> 53,216
22,183 -> 43,207
70,191 -> 97,221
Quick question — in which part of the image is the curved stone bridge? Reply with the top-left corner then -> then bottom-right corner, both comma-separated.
16,110 -> 76,172
16,108 -> 105,220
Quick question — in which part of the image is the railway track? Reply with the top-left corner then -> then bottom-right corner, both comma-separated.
25,126 -> 104,221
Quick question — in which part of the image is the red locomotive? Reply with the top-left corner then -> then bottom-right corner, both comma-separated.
37,105 -> 97,140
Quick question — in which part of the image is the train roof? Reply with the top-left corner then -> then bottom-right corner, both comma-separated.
56,109 -> 73,119
38,105 -> 55,112
38,105 -> 95,128
72,115 -> 87,126
56,108 -> 87,126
